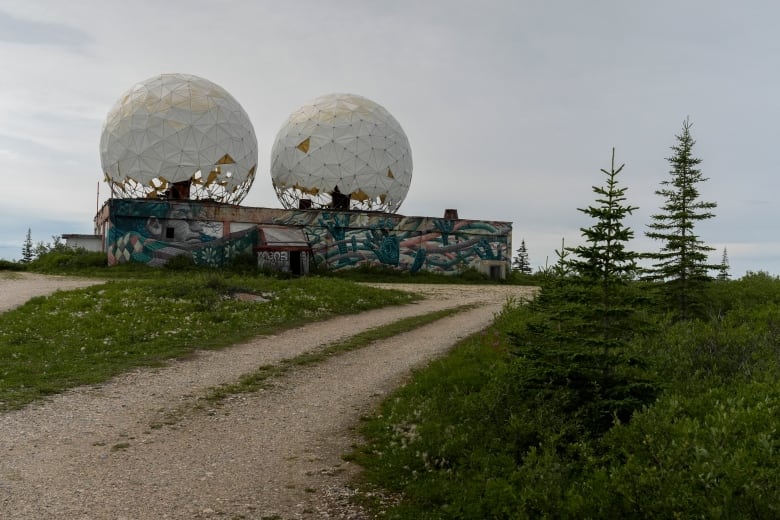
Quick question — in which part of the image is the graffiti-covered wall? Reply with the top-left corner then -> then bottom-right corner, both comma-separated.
97,199 -> 512,276
101,200 -> 258,267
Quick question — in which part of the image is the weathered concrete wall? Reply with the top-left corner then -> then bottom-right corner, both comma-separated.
97,199 -> 512,276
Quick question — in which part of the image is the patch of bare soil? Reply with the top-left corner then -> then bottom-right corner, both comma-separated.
0,276 -> 535,519
0,272 -> 103,313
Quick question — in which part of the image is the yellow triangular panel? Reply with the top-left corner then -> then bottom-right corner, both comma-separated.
296,137 -> 310,153
293,183 -> 320,196
205,169 -> 219,186
352,189 -> 369,201
387,168 -> 394,179
216,154 -> 235,165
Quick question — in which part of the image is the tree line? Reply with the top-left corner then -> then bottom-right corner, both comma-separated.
514,117 -> 722,319
20,230 -> 67,264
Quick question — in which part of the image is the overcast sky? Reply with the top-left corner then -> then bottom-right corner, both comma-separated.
0,1 -> 778,277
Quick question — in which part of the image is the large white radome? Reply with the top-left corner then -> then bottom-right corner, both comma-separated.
271,93 -> 412,213
100,73 -> 258,204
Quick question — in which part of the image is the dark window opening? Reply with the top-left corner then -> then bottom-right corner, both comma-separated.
290,251 -> 302,275
166,227 -> 175,239
332,186 -> 350,210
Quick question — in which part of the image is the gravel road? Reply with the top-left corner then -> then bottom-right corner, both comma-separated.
0,274 -> 535,519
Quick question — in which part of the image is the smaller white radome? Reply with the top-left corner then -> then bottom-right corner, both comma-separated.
271,93 -> 413,213
100,73 -> 258,204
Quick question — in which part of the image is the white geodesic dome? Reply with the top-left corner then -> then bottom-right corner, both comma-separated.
270,93 -> 412,213
100,73 -> 258,204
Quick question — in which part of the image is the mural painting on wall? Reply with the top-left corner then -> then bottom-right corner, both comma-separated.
273,211 -> 509,274
108,200 -> 257,267
103,200 -> 510,273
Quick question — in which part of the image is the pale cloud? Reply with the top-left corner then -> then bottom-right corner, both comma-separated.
0,9 -> 90,46
0,1 -> 777,278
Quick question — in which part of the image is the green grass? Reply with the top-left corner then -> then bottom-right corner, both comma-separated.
0,272 -> 420,411
203,304 -> 475,403
347,313 -> 516,518
317,263 -> 540,286
349,275 -> 780,518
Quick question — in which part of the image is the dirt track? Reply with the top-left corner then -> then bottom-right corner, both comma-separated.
0,274 -> 535,519
0,272 -> 103,312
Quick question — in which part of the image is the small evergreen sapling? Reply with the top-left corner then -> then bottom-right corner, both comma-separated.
569,149 -> 639,287
567,148 -> 640,356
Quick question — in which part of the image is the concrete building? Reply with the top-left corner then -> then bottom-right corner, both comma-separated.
94,74 -> 512,278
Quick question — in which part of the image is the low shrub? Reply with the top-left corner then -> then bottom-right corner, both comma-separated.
0,260 -> 24,271
28,249 -> 106,272
353,273 -> 780,518
163,253 -> 198,271
589,379 -> 780,518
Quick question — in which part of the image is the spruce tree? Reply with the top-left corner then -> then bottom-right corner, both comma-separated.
512,239 -> 532,274
568,147 -> 639,354
569,148 -> 638,288
717,246 -> 730,281
645,117 -> 717,318
510,150 -> 654,435
21,228 -> 33,263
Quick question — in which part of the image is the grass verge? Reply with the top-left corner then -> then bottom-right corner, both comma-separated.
0,273 -> 420,412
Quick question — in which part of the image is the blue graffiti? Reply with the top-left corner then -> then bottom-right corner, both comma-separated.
410,247 -> 427,273
364,230 -> 400,266
473,237 -> 499,260
318,212 -> 351,255
433,219 -> 456,246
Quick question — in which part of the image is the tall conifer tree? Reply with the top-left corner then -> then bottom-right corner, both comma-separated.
21,228 -> 33,263
512,239 -> 532,274
717,246 -> 730,281
645,118 -> 717,318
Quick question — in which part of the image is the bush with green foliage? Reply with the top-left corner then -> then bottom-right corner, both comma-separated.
27,249 -> 107,272
0,260 -> 24,271
589,380 -> 780,518
162,253 -> 198,271
353,273 -> 780,518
